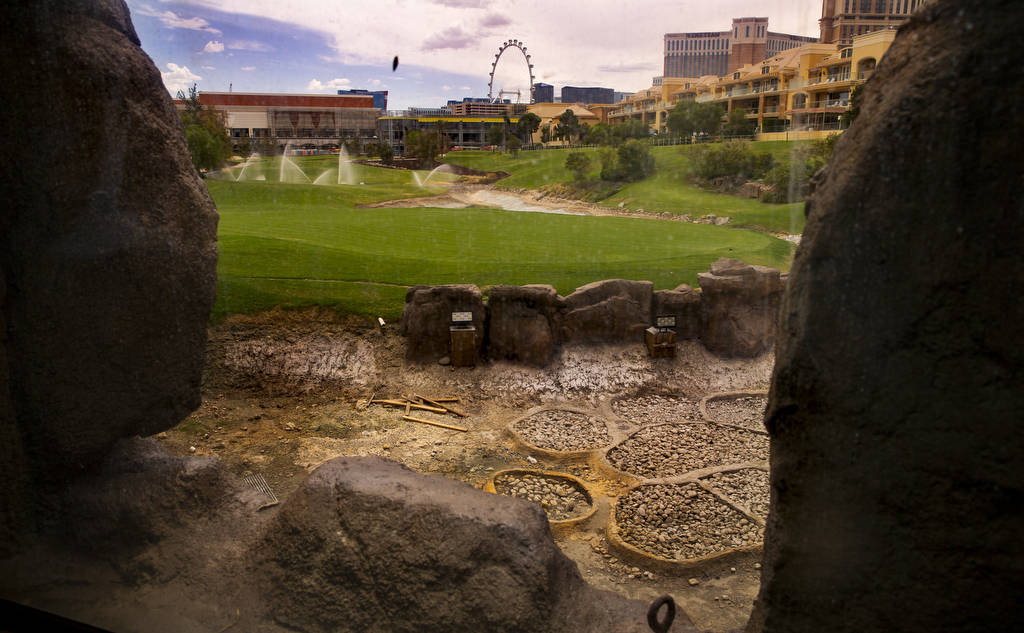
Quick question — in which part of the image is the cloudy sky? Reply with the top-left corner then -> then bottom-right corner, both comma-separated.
129,0 -> 822,110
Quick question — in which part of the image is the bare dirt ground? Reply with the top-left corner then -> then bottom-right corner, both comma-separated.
159,308 -> 773,633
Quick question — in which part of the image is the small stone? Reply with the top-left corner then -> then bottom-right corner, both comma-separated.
526,456 -> 538,464
730,567 -> 737,573
688,578 -> 700,586
438,356 -> 451,366
189,446 -> 196,452
754,563 -> 762,570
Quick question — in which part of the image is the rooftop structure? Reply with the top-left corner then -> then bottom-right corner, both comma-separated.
820,0 -> 930,45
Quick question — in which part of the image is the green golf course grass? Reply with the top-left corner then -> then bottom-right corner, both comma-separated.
443,142 -> 808,234
208,156 -> 795,321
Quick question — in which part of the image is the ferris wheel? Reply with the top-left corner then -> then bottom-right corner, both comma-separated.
488,39 -> 535,104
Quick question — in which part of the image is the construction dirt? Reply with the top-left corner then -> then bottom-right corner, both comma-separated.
159,309 -> 774,633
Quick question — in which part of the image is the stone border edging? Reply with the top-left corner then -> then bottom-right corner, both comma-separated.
506,404 -> 616,462
699,390 -> 770,435
484,468 -> 599,536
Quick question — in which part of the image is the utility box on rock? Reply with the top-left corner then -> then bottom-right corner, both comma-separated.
449,311 -> 477,367
645,326 -> 676,358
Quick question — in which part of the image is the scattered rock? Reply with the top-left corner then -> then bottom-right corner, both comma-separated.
607,423 -> 767,479
514,410 -> 611,452
705,395 -> 767,432
493,472 -> 592,521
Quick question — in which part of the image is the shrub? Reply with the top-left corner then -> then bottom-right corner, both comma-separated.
689,140 -> 773,188
616,140 -> 655,182
565,152 -> 591,181
760,146 -> 827,203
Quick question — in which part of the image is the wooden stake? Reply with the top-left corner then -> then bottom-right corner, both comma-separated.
429,397 -> 460,403
402,415 -> 468,433
370,399 -> 447,413
415,394 -> 468,418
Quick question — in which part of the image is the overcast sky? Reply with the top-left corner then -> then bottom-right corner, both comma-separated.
129,0 -> 822,110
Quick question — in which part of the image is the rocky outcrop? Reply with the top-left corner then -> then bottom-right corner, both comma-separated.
698,259 -> 783,357
653,284 -> 702,339
0,0 -> 218,544
561,279 -> 653,344
753,2 -> 1024,632
400,285 -> 485,361
487,284 -> 564,366
255,457 -> 665,633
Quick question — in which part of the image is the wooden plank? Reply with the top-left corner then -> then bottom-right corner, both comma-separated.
415,393 -> 468,418
427,397 -> 460,403
402,415 -> 468,433
371,399 -> 447,413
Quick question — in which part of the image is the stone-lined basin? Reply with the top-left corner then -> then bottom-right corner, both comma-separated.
700,391 -> 769,434
510,407 -> 612,455
605,422 -> 768,479
485,469 -> 596,533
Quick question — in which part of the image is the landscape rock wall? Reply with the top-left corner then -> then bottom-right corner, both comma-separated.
0,0 -> 218,550
401,260 -> 785,365
752,1 -> 1024,631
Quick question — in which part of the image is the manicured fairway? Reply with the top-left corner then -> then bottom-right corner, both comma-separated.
208,169 -> 794,321
444,143 -> 808,234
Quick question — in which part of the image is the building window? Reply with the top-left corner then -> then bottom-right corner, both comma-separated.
746,25 -> 750,37
860,0 -> 871,12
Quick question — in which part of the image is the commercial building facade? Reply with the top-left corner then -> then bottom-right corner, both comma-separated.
533,83 -> 554,103
337,88 -> 388,110
819,0 -> 929,45
561,86 -> 615,104
664,17 -> 817,79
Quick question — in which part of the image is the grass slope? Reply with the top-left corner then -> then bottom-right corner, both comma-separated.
444,142 -> 808,234
209,171 -> 794,322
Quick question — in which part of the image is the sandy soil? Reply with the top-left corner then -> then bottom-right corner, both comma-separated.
161,309 -> 773,633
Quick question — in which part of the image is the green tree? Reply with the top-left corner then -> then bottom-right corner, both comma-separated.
555,109 -> 581,143
366,142 -> 394,165
506,135 -> 521,158
723,108 -> 756,137
176,83 -> 231,173
584,122 -> 613,146
434,120 -> 450,155
615,139 -> 655,181
598,147 -> 619,180
667,101 -> 723,139
611,118 -> 649,142
565,152 -> 591,181
405,129 -> 439,167
516,112 -> 541,144
486,124 -> 505,149
541,125 -> 552,144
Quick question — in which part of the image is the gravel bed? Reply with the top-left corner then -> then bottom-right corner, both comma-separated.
612,394 -> 701,426
606,423 -> 768,479
705,395 -> 768,432
512,410 -> 610,452
493,472 -> 592,521
703,468 -> 770,520
615,483 -> 763,560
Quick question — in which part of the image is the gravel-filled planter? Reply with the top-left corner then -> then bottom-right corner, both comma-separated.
488,470 -> 596,529
605,423 -> 768,479
511,409 -> 611,453
613,483 -> 764,561
702,393 -> 768,433
702,468 -> 769,521
611,393 -> 701,426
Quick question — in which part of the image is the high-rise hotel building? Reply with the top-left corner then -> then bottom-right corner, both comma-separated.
819,0 -> 930,45
663,17 -> 817,79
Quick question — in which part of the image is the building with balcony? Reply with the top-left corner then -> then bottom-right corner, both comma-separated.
663,17 -> 817,79
178,92 -> 381,153
613,29 -> 895,138
820,0 -> 930,45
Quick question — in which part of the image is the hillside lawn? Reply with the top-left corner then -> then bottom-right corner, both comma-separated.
209,158 -> 794,321
443,142 -> 808,234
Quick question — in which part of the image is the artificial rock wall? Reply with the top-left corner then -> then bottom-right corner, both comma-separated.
752,0 -> 1024,631
401,259 -> 785,365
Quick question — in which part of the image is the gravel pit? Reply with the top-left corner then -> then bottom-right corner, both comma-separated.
612,393 -> 701,425
493,472 -> 592,521
615,483 -> 764,560
512,409 -> 611,452
703,468 -> 769,520
705,395 -> 768,432
606,423 -> 768,479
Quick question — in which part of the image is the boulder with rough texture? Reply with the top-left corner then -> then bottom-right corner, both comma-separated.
487,284 -> 564,366
0,0 -> 217,498
400,285 -> 485,360
255,457 -> 671,633
561,279 -> 653,343
752,2 -> 1024,632
698,259 -> 783,357
653,284 -> 702,339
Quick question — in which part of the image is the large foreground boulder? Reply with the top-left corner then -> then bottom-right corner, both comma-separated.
754,1 -> 1024,632
0,0 -> 218,544
487,284 -> 564,366
255,457 -> 666,633
698,259 -> 783,357
561,279 -> 653,343
400,285 -> 485,361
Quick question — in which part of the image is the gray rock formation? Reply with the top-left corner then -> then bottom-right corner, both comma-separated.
698,259 -> 783,357
653,284 -> 702,339
487,284 -> 564,366
400,284 -> 485,361
753,1 -> 1024,632
255,457 -> 668,633
0,0 -> 218,547
561,279 -> 653,343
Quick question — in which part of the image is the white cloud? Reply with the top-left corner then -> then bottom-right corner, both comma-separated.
431,0 -> 491,7
369,79 -> 382,87
422,26 -> 475,51
228,40 -> 273,52
480,13 -> 511,28
241,66 -> 256,71
135,5 -> 221,34
161,62 -> 201,95
460,85 -> 472,91
441,85 -> 452,91
307,78 -> 352,92
201,65 -> 216,70
202,40 -> 224,53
